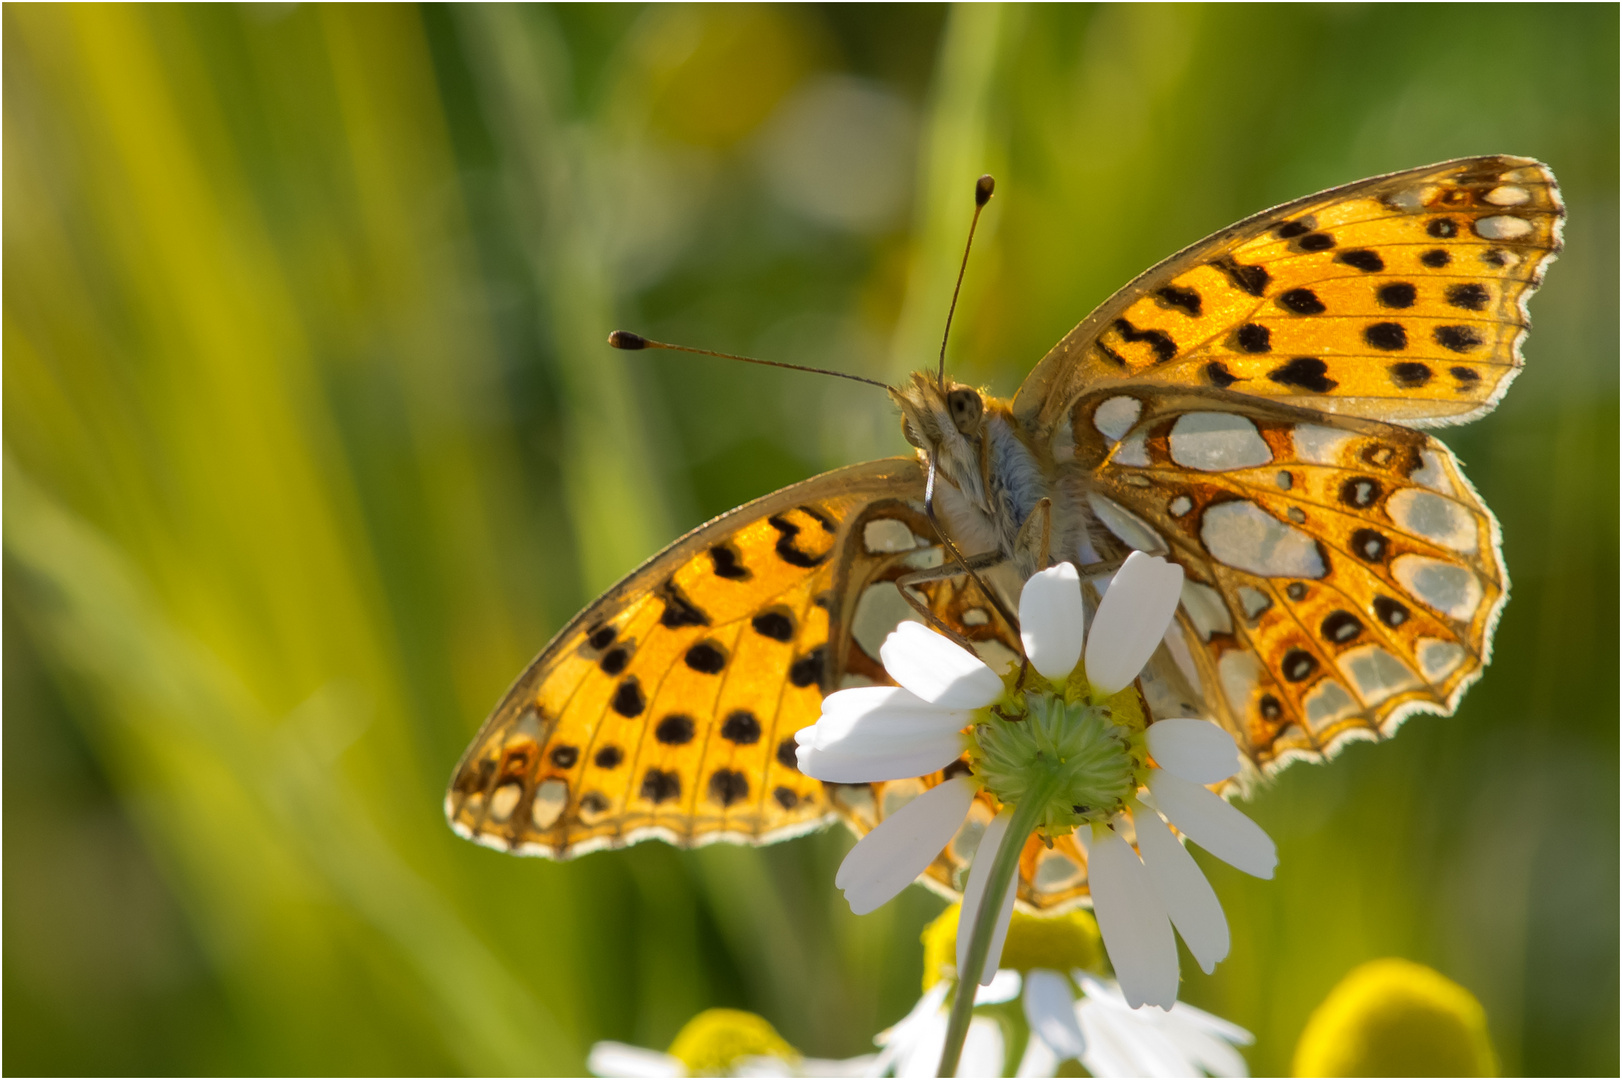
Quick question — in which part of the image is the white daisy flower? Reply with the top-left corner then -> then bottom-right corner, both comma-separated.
904,904 -> 1253,1078
795,551 -> 1278,1008
1016,971 -> 1253,1078
869,975 -> 1017,1078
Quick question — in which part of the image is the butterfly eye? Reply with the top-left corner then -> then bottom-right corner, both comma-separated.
947,388 -> 983,434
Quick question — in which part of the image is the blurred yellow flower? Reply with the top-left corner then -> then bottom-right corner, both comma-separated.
1292,958 -> 1497,1077
667,1008 -> 799,1075
920,902 -> 1104,991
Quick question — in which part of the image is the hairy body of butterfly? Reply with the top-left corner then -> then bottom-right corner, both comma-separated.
447,156 -> 1562,914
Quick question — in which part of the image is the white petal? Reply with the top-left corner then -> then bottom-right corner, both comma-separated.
1014,1032 -> 1061,1078
892,1010 -> 949,1079
1085,826 -> 1179,1010
797,736 -> 969,785
1146,770 -> 1277,879
796,687 -> 971,782
801,686 -> 966,749
586,1042 -> 686,1078
959,1017 -> 1006,1079
1020,562 -> 1086,681
795,1055 -> 883,1078
881,621 -> 1004,708
834,776 -> 977,914
976,968 -> 1023,1005
1085,551 -> 1184,695
1077,998 -> 1189,1078
1131,799 -> 1230,973
1153,1005 -> 1253,1077
873,981 -> 950,1076
1024,968 -> 1087,1060
1163,999 -> 1255,1047
1145,718 -> 1242,784
956,806 -> 1019,985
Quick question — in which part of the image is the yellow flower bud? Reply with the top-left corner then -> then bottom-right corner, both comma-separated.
1292,958 -> 1497,1077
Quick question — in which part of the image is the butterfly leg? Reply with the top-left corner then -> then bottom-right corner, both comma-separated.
894,555 -> 1003,652
1012,497 -> 1052,577
925,456 -> 1022,633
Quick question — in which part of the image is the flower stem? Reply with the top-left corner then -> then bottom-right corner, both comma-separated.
936,789 -> 1051,1077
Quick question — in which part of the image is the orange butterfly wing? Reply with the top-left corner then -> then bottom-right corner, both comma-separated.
447,457 -> 940,857
1015,155 -> 1563,432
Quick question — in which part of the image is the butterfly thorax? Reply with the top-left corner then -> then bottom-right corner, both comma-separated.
892,371 -> 1091,575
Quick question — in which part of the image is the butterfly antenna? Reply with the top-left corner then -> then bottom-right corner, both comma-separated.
937,174 -> 995,388
609,331 -> 889,390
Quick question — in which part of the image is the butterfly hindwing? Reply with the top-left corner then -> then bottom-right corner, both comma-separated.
1015,155 -> 1563,433
1071,386 -> 1504,777
446,458 -> 927,857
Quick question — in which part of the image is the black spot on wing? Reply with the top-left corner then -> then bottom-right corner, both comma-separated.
550,745 -> 579,769
789,647 -> 826,689
751,610 -> 795,641
1364,323 -> 1408,351
1373,596 -> 1409,628
1113,318 -> 1177,363
1420,249 -> 1451,268
1445,283 -> 1491,311
594,745 -> 623,769
1268,357 -> 1337,393
1209,255 -> 1271,297
1389,362 -> 1433,388
1235,324 -> 1271,353
1155,284 -> 1202,316
1278,288 -> 1326,315
1336,249 -> 1385,273
1434,325 -> 1484,353
1205,362 -> 1238,388
655,713 -> 694,745
1281,649 -> 1318,682
1377,283 -> 1417,309
720,711 -> 761,745
709,543 -> 750,580
1296,232 -> 1335,252
776,737 -> 799,770
613,678 -> 646,717
640,769 -> 681,804
1426,217 -> 1458,238
1352,529 -> 1389,563
709,769 -> 749,807
767,514 -> 830,569
1321,611 -> 1363,644
684,641 -> 728,674
657,577 -> 711,628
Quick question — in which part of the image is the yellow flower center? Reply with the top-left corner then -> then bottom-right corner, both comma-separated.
920,902 -> 1105,991
666,1008 -> 798,1076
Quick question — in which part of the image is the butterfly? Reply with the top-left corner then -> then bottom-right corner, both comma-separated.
446,155 -> 1562,913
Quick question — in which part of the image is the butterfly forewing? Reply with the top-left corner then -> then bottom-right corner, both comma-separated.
1015,156 -> 1562,433
446,458 -> 929,857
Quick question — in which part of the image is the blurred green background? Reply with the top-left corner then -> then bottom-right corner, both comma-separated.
5,4 -> 1616,1075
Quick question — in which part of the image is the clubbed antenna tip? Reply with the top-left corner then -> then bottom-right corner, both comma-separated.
976,175 -> 995,206
608,330 -> 648,350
